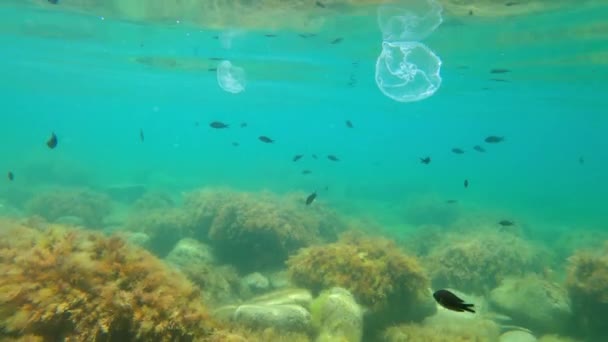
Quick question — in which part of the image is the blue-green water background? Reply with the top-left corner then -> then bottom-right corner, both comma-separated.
1,0 -> 607,237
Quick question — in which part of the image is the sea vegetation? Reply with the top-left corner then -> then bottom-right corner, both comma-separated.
25,187 -> 112,228
565,243 -> 608,340
287,231 -> 434,336
425,230 -> 545,294
0,220 -> 214,341
125,207 -> 194,257
207,327 -> 311,342
183,188 -> 345,272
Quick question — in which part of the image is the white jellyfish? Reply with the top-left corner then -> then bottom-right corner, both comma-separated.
217,60 -> 246,94
377,0 -> 443,42
375,41 -> 442,103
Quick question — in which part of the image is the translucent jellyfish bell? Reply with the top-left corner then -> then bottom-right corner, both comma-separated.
377,0 -> 443,42
217,60 -> 246,94
375,41 -> 442,103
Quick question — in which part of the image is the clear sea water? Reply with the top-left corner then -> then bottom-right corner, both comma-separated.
1,0 -> 607,340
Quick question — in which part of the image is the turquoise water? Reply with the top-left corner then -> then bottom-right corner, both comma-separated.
1,0 -> 608,341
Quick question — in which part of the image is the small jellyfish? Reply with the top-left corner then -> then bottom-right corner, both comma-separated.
217,60 -> 246,94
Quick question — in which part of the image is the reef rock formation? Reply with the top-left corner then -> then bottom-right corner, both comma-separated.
0,220 -> 214,341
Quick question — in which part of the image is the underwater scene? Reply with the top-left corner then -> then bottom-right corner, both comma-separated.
1,0 -> 607,341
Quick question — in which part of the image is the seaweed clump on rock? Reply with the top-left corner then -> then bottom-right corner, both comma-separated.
25,187 -> 112,228
425,230 -> 545,294
0,220 -> 214,341
183,188 -> 345,272
287,232 -> 434,336
565,243 -> 608,340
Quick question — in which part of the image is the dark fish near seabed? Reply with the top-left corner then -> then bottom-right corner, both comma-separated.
464,179 -> 469,188
302,170 -> 312,175
210,121 -> 229,129
259,136 -> 274,143
505,1 -> 520,6
315,1 -> 326,8
498,220 -> 515,226
327,155 -> 340,161
420,157 -> 431,164
490,68 -> 510,74
305,192 -> 317,205
452,148 -> 465,154
7,171 -> 14,181
330,37 -> 343,44
48,0 -> 58,4
46,132 -> 58,149
293,154 -> 303,162
473,145 -> 486,152
433,289 -> 475,313
485,136 -> 504,143
139,128 -> 144,142
345,120 -> 353,128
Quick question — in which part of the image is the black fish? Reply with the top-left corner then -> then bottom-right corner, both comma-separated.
209,57 -> 223,61
473,145 -> 486,152
345,120 -> 353,128
498,219 -> 515,226
330,38 -> 343,45
194,121 -> 200,127
302,170 -> 312,175
327,155 -> 340,161
433,289 -> 475,313
312,154 -> 318,159
485,136 -> 504,143
240,122 -> 248,128
259,136 -> 274,143
139,128 -> 144,142
491,68 -> 510,74
48,0 -> 58,4
46,132 -> 58,149
490,78 -> 510,83
298,33 -> 316,38
505,1 -> 520,6
315,1 -> 326,8
464,179 -> 469,188
468,9 -> 474,16
420,157 -> 431,164
264,34 -> 277,38
208,67 -> 218,72
7,171 -> 14,181
446,200 -> 458,204
578,156 -> 584,165
452,148 -> 465,154
305,192 -> 317,205
210,121 -> 229,129
232,142 -> 240,147
293,154 -> 303,162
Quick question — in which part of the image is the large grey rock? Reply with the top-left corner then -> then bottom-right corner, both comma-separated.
242,272 -> 270,294
490,275 -> 571,332
499,330 -> 537,342
214,288 -> 313,333
312,287 -> 363,342
234,304 -> 311,333
165,238 -> 215,265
